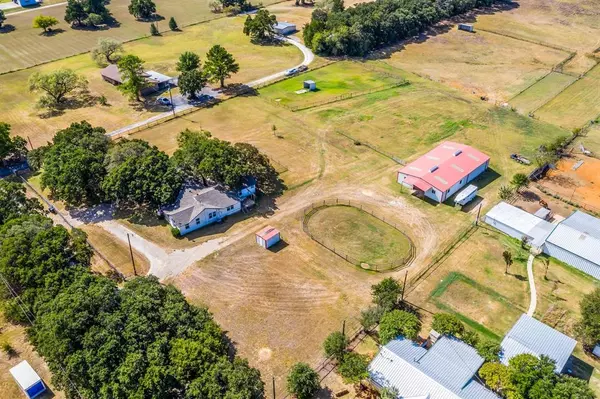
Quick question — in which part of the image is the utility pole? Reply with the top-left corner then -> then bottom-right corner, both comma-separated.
127,233 -> 137,276
342,319 -> 346,336
272,376 -> 275,399
168,85 -> 175,116
401,271 -> 408,301
476,203 -> 482,225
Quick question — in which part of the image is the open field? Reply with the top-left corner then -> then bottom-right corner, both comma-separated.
509,72 -> 577,114
306,204 -> 412,266
1,16 -> 303,146
260,61 -> 403,108
535,66 -> 600,129
0,313 -> 64,399
379,26 -> 568,103
0,0 -> 284,73
474,0 -> 600,75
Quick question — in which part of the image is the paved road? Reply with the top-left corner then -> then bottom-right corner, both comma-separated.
527,253 -> 537,316
107,36 -> 315,137
4,1 -> 66,14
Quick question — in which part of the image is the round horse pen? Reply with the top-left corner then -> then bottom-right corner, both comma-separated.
302,199 -> 415,271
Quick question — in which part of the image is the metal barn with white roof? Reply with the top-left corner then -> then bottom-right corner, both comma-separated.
500,314 -> 577,373
9,360 -> 47,399
543,211 -> 600,280
484,202 -> 555,248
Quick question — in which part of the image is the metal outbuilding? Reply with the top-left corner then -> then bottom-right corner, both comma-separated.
9,361 -> 47,399
256,226 -> 281,249
303,80 -> 316,91
543,210 -> 600,280
484,202 -> 555,249
273,22 -> 296,35
500,314 -> 577,373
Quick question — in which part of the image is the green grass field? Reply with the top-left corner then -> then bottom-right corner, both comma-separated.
1,17 -> 303,146
0,0 -> 283,73
509,72 -> 577,114
306,205 -> 412,266
535,67 -> 600,129
260,61 -> 403,108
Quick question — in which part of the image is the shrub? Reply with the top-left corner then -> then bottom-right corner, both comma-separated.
168,16 -> 178,31
371,277 -> 402,312
476,339 -> 502,362
287,363 -> 320,399
1,342 -> 16,358
170,226 -> 181,238
337,352 -> 368,384
150,22 -> 159,36
360,305 -> 384,331
432,313 -> 464,337
378,310 -> 420,344
323,331 -> 348,362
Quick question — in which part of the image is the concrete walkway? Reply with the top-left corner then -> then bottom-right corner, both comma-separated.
527,254 -> 537,316
0,2 -> 20,11
4,1 -> 66,15
107,36 -> 315,137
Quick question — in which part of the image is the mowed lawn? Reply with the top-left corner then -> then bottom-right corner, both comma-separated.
509,72 -> 576,114
306,205 -> 412,266
0,0 -> 281,73
1,17 -> 303,146
379,27 -> 567,102
259,61 -> 403,108
535,64 -> 600,129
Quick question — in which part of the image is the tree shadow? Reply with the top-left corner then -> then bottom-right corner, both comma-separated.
138,14 -> 165,22
315,386 -> 334,399
40,28 -> 66,37
37,92 -> 106,119
0,24 -> 16,34
221,83 -> 258,97
71,23 -> 110,31
519,189 -> 541,202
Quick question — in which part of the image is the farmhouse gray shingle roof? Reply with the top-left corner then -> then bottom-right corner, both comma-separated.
164,186 -> 239,226
500,314 -> 576,373
369,336 -> 499,399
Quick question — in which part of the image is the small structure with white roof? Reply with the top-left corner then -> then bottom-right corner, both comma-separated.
303,80 -> 316,91
500,314 -> 577,373
256,226 -> 281,249
454,184 -> 478,207
273,22 -> 296,35
484,201 -> 555,249
10,360 -> 47,399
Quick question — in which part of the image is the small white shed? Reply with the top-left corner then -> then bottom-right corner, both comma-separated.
303,80 -> 316,91
458,23 -> 474,32
256,226 -> 281,249
9,361 -> 47,399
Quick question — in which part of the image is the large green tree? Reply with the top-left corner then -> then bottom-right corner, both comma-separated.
371,277 -> 402,311
378,310 -> 421,343
0,181 -> 43,225
102,139 -> 182,208
576,287 -> 600,349
91,38 -> 124,66
0,10 -> 6,29
28,69 -> 88,108
431,313 -> 465,337
117,54 -> 148,101
204,45 -> 239,88
243,9 -> 277,42
0,122 -> 28,165
323,331 -> 348,362
508,354 -> 556,398
179,69 -> 208,100
176,51 -> 201,72
33,15 -> 59,33
0,215 -> 91,323
40,121 -> 108,206
287,363 -> 320,399
64,0 -> 88,26
128,0 -> 156,19
337,352 -> 369,385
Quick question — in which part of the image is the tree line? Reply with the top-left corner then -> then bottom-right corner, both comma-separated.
0,180 -> 265,398
303,0 -> 494,56
25,120 -> 281,211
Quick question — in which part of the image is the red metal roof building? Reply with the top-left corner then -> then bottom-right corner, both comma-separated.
397,142 -> 490,203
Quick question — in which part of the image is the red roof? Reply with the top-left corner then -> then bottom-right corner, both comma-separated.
399,142 -> 489,192
256,226 -> 280,240
404,176 -> 432,192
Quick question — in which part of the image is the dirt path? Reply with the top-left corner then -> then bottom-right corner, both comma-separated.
527,253 -> 537,316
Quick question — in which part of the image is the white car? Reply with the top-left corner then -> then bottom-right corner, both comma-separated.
284,68 -> 298,76
157,97 -> 171,105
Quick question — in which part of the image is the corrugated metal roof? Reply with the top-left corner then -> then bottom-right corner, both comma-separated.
500,314 -> 576,372
369,337 -> 499,399
546,211 -> 600,267
485,202 -> 555,247
256,226 -> 279,240
398,142 -> 490,192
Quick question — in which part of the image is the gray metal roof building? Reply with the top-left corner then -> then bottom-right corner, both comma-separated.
369,336 -> 499,399
544,211 -> 600,280
500,314 -> 577,373
484,202 -> 555,248
163,185 -> 239,226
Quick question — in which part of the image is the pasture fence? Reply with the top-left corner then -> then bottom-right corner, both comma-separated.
334,129 -> 405,164
302,199 -> 416,272
535,184 -> 600,217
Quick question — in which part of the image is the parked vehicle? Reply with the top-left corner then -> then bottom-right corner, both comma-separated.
157,97 -> 171,105
284,68 -> 298,76
297,65 -> 308,72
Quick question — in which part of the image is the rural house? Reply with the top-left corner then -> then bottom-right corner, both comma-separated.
369,336 -> 499,398
484,201 -> 555,250
273,22 -> 296,35
100,64 -> 174,96
543,211 -> 600,280
500,314 -> 577,373
398,142 -> 490,203
164,186 -> 241,235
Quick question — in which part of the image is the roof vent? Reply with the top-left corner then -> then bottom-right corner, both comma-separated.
429,165 -> 439,173
453,150 -> 462,156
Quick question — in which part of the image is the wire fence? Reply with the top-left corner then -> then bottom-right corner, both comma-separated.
536,183 -> 600,216
302,199 -> 416,272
